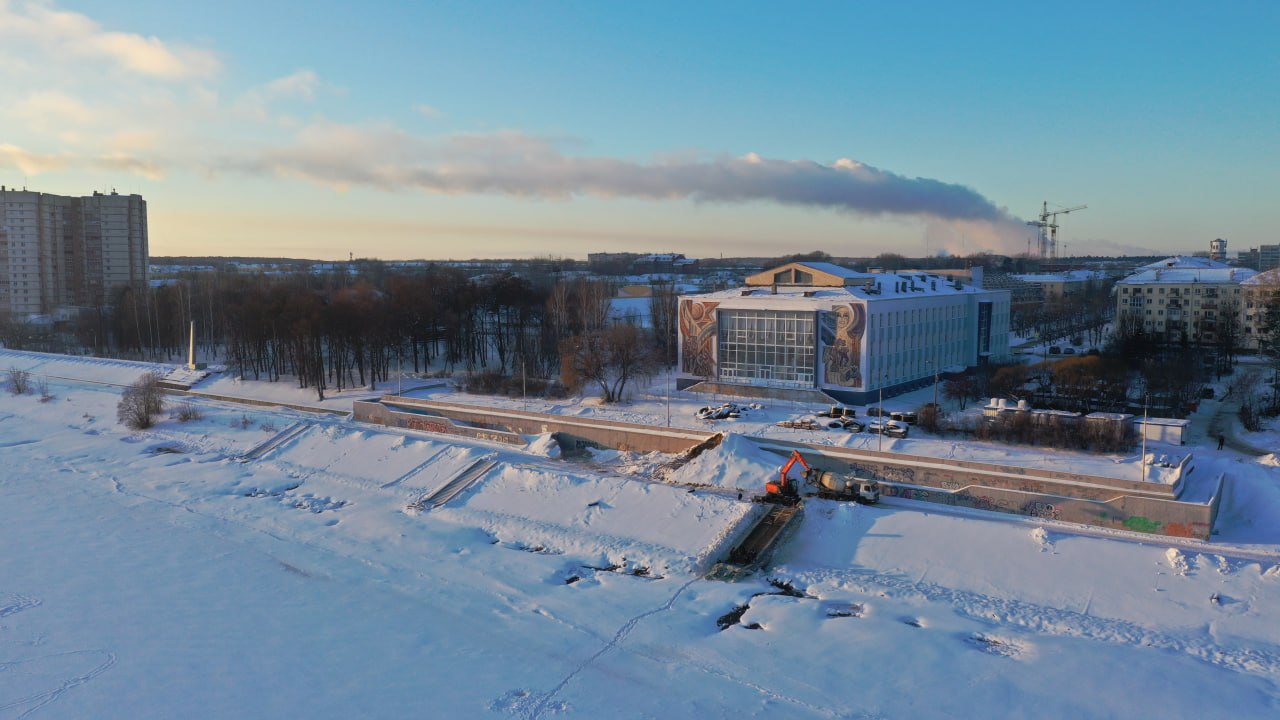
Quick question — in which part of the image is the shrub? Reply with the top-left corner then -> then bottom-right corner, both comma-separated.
174,401 -> 203,422
6,367 -> 30,395
232,414 -> 254,430
117,372 -> 165,430
36,377 -> 53,402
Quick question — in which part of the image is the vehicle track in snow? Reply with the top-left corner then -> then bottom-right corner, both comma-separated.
0,593 -> 116,720
523,577 -> 699,720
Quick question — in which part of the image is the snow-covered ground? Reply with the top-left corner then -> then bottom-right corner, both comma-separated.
3,351 -> 1280,717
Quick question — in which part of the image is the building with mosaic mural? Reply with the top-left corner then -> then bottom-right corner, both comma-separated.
677,261 -> 1011,404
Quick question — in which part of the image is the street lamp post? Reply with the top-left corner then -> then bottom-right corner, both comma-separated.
665,365 -> 671,428
928,360 -> 939,410
1140,393 -> 1149,483
878,372 -> 885,453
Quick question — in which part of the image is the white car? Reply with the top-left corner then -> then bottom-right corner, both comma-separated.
695,403 -> 743,421
867,420 -> 909,438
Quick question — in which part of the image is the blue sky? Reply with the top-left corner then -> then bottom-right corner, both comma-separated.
2,0 -> 1277,260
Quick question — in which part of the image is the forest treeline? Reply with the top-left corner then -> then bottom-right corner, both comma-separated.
18,268 -> 677,400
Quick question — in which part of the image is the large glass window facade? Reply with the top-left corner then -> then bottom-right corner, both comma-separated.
717,309 -> 816,388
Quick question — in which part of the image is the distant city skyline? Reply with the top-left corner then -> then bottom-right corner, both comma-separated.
2,1 -> 1277,261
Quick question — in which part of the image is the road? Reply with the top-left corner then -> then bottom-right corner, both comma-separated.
1205,364 -> 1274,456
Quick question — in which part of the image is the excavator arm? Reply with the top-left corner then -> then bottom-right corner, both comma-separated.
765,450 -> 810,500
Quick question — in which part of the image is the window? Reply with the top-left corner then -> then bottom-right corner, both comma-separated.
717,309 -> 816,388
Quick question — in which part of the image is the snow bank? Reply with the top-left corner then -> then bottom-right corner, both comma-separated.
445,464 -> 751,573
526,432 -> 562,459
665,432 -> 784,491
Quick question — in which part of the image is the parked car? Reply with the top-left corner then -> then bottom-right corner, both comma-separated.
868,420 -> 909,438
695,403 -> 743,421
1062,347 -> 1076,355
1048,346 -> 1062,355
890,411 -> 918,425
865,406 -> 886,417
827,417 -> 865,432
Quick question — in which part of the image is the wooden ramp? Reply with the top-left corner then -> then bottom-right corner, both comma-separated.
407,456 -> 498,512
705,503 -> 804,581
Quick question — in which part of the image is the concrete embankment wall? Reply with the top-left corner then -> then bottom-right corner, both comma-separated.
352,397 -> 1221,540
355,397 -> 714,454
353,400 -> 526,446
750,439 -> 1218,540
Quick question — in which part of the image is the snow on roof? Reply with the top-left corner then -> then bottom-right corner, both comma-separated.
794,261 -> 865,279
688,270 -> 988,305
1138,256 -> 1231,271
1241,267 -> 1280,286
1118,266 -> 1257,285
1013,270 -> 1105,283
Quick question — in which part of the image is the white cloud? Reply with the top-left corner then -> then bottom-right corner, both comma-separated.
0,0 -> 220,80
16,89 -> 95,126
413,103 -> 444,119
260,69 -> 320,102
0,143 -> 67,175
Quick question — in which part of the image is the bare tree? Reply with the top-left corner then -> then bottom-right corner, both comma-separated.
562,325 -> 657,403
943,376 -> 977,410
117,372 -> 166,430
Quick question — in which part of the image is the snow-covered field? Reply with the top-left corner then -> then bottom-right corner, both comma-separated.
3,351 -> 1280,717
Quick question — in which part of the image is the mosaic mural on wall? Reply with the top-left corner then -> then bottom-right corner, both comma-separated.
821,303 -> 865,388
679,299 -> 719,378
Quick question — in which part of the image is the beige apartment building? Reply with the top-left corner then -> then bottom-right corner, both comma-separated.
0,187 -> 147,317
1242,268 -> 1280,349
1115,257 -> 1256,346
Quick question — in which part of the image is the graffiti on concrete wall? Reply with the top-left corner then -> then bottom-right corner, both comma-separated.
1022,501 -> 1059,520
404,417 -> 450,435
821,304 -> 866,388
679,299 -> 719,378
849,461 -> 916,485
1122,516 -> 1162,534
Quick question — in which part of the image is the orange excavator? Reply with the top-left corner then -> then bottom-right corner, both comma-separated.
764,449 -> 881,505
764,450 -> 811,504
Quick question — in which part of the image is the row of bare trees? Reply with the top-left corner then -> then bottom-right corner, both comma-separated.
3,267 -> 676,402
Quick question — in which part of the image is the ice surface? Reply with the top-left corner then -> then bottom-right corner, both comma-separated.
2,350 -> 1280,717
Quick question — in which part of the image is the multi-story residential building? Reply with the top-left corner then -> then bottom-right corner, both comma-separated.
677,261 -> 1011,404
0,187 -> 147,317
1242,268 -> 1280,350
1115,257 -> 1256,345
1012,269 -> 1107,301
1260,244 -> 1280,272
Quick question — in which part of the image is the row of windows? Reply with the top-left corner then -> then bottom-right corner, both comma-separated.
717,309 -> 816,388
1121,286 -> 1239,295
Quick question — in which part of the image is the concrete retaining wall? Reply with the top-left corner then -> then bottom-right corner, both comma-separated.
353,396 -> 1222,540
356,397 -> 714,454
876,481 -> 1215,539
369,397 -> 713,454
354,401 -> 526,446
750,438 -> 1219,540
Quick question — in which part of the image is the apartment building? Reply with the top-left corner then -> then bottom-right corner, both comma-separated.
0,187 -> 148,317
1115,257 -> 1256,345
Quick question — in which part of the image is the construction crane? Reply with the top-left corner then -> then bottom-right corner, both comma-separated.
1027,202 -> 1087,260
